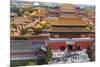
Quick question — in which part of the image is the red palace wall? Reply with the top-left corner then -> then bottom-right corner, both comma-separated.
73,41 -> 92,49
48,41 -> 93,50
48,42 -> 67,50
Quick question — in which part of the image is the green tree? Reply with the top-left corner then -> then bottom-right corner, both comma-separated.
28,7 -> 33,13
46,45 -> 53,62
87,47 -> 95,61
17,8 -> 24,16
34,28 -> 42,34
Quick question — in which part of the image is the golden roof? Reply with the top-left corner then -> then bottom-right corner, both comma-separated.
12,17 -> 30,22
11,17 -> 30,24
60,13 -> 79,18
82,18 -> 92,22
39,20 -> 47,26
52,18 -> 86,26
29,11 -> 37,16
10,33 -> 50,38
45,17 -> 58,24
60,4 -> 75,12
61,4 -> 74,9
61,9 -> 75,12
34,24 -> 43,29
48,27 -> 90,32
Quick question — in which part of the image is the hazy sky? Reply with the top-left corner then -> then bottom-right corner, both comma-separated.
10,0 -> 95,8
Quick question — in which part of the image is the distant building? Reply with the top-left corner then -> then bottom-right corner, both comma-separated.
16,2 -> 33,8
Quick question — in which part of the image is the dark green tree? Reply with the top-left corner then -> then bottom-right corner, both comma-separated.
34,28 -> 42,34
17,8 -> 24,16
46,45 -> 53,62
87,47 -> 95,61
